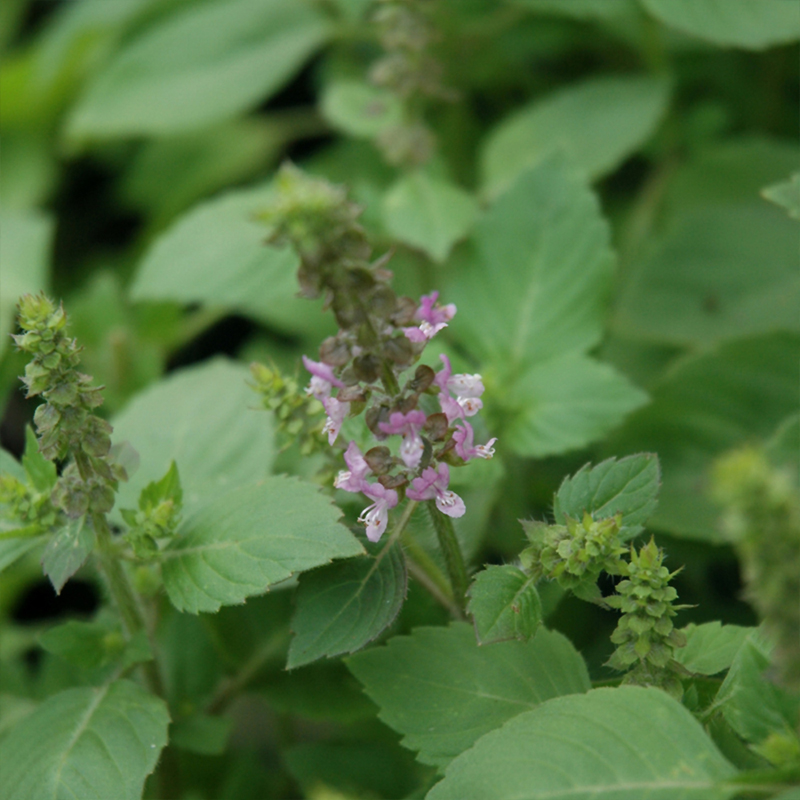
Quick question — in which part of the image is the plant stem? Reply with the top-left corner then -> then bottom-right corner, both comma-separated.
92,513 -> 164,698
425,502 -> 469,613
405,557 -> 463,619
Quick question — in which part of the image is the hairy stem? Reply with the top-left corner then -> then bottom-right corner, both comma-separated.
425,502 -> 469,613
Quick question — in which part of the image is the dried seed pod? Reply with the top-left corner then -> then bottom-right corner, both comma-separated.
408,364 -> 435,392
382,335 -> 414,365
423,412 -> 448,441
365,446 -> 393,475
319,336 -> 351,366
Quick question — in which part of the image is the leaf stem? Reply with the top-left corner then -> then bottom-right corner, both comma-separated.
426,503 -> 469,613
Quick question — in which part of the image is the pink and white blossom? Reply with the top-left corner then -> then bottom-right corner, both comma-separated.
302,355 -> 345,400
403,320 -> 448,342
334,441 -> 371,492
379,410 -> 427,468
453,422 -> 497,462
416,291 -> 456,327
358,482 -> 399,542
322,397 -> 350,445
406,463 -> 466,518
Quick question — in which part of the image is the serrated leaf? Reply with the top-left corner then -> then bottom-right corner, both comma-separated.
553,453 -> 660,539
674,622 -> 753,676
111,359 -> 276,514
605,333 -> 800,540
481,74 -> 669,196
130,185 -> 330,336
67,0 -> 328,138
427,686 -> 737,800
21,426 -> 56,493
0,679 -> 170,800
504,353 -> 648,458
160,478 -> 364,613
346,622 -> 590,767
715,630 -> 800,743
321,79 -> 404,138
41,516 -> 94,594
287,544 -> 407,669
382,171 -> 478,263
639,0 -> 800,50
762,173 -> 800,220
467,565 -> 541,644
450,158 -> 614,371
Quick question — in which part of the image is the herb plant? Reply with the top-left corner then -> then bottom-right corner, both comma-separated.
1,1 -> 798,799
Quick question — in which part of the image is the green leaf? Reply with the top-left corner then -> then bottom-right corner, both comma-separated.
67,0 -> 328,138
674,622 -> 753,676
21,426 -> 56,493
553,453 -> 660,540
762,173 -> 800,220
346,622 -> 590,767
111,358 -> 276,514
481,75 -> 669,196
427,686 -> 737,800
0,679 -> 170,800
138,460 -> 182,511
170,713 -> 232,755
382,171 -> 479,263
130,184 -> 330,337
0,208 -> 52,358
287,544 -> 407,669
605,333 -> 800,540
41,516 -> 94,594
0,537 -> 45,573
516,0 -> 637,23
467,565 -> 541,644
504,353 -> 648,458
321,79 -> 404,138
715,630 -> 800,743
160,477 -> 364,613
450,158 -> 614,371
640,0 -> 800,50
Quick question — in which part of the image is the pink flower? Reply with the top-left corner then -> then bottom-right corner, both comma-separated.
303,355 -> 345,400
403,321 -> 448,342
322,397 -> 350,445
379,410 -> 427,468
416,291 -> 456,327
334,441 -> 371,492
358,482 -> 399,542
434,355 -> 484,421
453,422 -> 497,462
406,463 -> 466,518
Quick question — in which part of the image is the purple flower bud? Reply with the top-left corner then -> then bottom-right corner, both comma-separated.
334,441 -> 371,492
416,291 -> 456,327
379,410 -> 427,468
453,422 -> 497,461
322,397 -> 350,445
302,355 -> 345,400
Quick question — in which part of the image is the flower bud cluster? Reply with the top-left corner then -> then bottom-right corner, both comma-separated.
606,539 -> 688,696
0,473 -> 57,535
368,0 -> 455,166
258,168 -> 497,543
521,512 -> 626,592
13,294 -> 126,518
712,446 -> 800,690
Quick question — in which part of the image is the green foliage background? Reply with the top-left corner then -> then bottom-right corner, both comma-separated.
0,1 -> 797,798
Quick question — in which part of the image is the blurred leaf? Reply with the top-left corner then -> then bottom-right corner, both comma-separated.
762,173 -> 800,220
0,132 -> 57,209
67,0 -> 328,138
450,158 -> 614,371
605,333 -> 800,540
287,545 -> 407,669
553,453 -> 660,539
120,118 -> 282,224
111,358 -> 276,513
21,426 -> 56,493
515,0 -> 638,22
504,353 -> 647,457
382,171 -> 478,263
346,623 -> 590,767
467,565 -> 541,644
765,413 -> 800,471
639,0 -> 800,50
481,75 -> 670,196
170,712 -> 231,755
131,183 -> 331,337
160,478 -> 364,613
427,687 -> 736,800
0,538 -> 45,574
41,516 -> 94,594
674,622 -> 753,675
0,208 -> 52,358
0,679 -> 169,800
716,629 -> 800,743
321,79 -> 404,138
